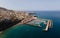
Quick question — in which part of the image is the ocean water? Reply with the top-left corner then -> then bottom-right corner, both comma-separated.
1,11 -> 60,38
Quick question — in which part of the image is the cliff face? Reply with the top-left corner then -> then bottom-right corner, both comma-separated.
0,7 -> 29,31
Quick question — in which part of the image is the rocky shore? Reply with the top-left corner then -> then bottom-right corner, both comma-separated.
0,7 -> 32,31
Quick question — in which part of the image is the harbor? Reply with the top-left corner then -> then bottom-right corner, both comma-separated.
0,0 -> 60,38
0,7 -> 53,32
0,7 -> 54,38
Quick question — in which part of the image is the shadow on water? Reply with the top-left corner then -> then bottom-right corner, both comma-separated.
0,19 -> 21,31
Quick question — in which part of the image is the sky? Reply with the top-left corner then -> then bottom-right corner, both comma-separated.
0,0 -> 60,11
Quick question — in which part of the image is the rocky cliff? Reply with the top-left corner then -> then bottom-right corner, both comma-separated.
0,7 -> 29,31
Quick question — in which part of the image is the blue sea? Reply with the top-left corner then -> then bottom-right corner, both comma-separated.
1,11 -> 60,38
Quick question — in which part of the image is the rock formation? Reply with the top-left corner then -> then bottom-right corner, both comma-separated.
0,7 -> 30,31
